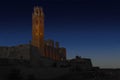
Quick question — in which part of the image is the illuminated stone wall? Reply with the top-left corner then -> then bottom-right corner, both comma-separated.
32,6 -> 44,56
44,39 -> 66,61
0,44 -> 30,60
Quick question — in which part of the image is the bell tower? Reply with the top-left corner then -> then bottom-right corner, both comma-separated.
32,6 -> 44,56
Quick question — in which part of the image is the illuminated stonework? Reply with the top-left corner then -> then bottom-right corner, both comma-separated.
32,6 -> 44,56
31,6 -> 66,61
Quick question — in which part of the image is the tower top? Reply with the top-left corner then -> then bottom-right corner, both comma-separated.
34,6 -> 43,11
33,6 -> 44,16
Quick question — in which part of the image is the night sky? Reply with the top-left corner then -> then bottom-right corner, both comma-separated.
0,0 -> 120,68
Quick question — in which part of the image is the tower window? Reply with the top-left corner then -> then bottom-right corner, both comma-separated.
36,9 -> 39,14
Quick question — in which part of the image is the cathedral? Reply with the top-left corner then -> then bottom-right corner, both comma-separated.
0,6 -> 66,66
0,6 -> 92,69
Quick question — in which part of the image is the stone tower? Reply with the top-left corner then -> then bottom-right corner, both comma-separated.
32,6 -> 44,56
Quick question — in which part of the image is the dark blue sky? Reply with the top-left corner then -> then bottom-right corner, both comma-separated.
0,0 -> 120,68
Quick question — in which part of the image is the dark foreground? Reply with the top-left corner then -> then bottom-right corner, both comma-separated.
52,71 -> 120,80
0,65 -> 120,80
